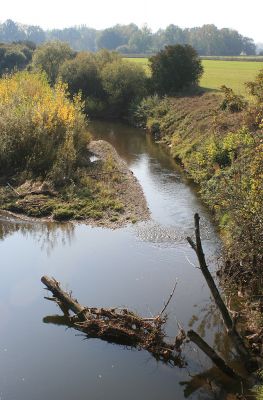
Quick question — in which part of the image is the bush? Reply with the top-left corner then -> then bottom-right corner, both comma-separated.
246,69 -> 263,103
220,85 -> 248,112
0,71 -> 90,184
149,44 -> 203,95
245,69 -> 263,129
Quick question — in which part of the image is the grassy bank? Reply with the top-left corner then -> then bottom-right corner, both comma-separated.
132,89 -> 262,325
126,58 -> 263,95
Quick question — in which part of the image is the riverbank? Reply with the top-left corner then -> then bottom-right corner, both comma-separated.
0,140 -> 149,228
132,91 -> 263,357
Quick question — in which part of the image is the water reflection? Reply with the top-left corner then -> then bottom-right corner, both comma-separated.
0,121 -> 232,400
0,212 -> 75,255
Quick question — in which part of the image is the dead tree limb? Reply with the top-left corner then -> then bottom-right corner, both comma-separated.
188,330 -> 243,380
41,276 -> 88,320
41,276 -> 184,367
186,213 -> 254,370
158,280 -> 178,317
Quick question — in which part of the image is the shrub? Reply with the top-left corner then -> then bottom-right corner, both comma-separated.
0,71 -> 90,184
246,69 -> 263,103
220,85 -> 248,112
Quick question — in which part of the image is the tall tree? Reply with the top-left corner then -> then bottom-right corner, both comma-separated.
149,44 -> 203,94
32,41 -> 75,84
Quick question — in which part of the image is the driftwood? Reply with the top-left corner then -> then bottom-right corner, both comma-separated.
7,182 -> 58,198
41,214 -> 258,384
41,276 -> 184,367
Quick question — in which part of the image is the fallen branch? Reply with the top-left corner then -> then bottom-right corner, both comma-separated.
187,213 -> 253,367
6,182 -> 20,196
41,276 -> 184,367
188,330 -> 243,380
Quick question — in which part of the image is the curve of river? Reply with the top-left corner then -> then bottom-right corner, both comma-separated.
0,121 -> 241,399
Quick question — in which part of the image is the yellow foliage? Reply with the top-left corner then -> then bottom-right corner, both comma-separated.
0,71 -> 89,181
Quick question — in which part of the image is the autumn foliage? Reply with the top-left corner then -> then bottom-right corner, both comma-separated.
0,71 -> 89,184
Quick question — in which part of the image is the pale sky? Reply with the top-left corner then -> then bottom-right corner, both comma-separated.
1,0 -> 262,42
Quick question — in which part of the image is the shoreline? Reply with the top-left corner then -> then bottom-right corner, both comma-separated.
0,140 -> 150,229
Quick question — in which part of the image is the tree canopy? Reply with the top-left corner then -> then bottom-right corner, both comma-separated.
32,41 -> 75,84
0,41 -> 35,76
149,44 -> 204,94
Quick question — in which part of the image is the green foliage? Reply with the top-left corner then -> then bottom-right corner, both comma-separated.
97,27 -> 126,50
59,52 -> 105,100
53,207 -> 75,221
128,25 -> 153,53
132,85 -> 262,290
149,45 -> 204,95
246,69 -> 263,102
0,42 -> 34,75
60,49 -> 147,118
245,70 -> 263,130
100,60 -> 147,116
220,85 -> 248,112
0,20 -> 256,56
32,41 -> 75,84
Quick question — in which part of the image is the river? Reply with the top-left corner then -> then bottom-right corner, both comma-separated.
0,121 -> 242,399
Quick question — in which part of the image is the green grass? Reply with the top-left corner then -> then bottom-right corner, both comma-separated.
125,58 -> 263,95
201,60 -> 263,95
125,57 -> 150,75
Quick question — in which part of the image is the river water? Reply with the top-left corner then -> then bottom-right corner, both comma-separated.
0,121 -> 241,399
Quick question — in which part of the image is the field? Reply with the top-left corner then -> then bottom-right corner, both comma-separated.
125,57 -> 263,95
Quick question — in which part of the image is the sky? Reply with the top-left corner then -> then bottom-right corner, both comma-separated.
1,0 -> 263,42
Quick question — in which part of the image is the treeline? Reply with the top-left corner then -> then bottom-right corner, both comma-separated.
0,19 -> 256,56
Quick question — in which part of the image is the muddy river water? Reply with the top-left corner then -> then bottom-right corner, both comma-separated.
0,121 -> 241,399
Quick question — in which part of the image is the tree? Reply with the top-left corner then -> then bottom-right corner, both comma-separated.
0,19 -> 26,42
96,27 -> 127,50
100,60 -> 147,116
26,25 -> 45,44
0,42 -> 34,75
149,44 -> 203,95
128,25 -> 153,53
32,41 -> 75,84
59,52 -> 104,99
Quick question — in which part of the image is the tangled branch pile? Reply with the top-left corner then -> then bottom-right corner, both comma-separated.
41,276 -> 185,367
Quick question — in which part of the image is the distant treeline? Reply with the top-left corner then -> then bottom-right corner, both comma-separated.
0,19 -> 257,56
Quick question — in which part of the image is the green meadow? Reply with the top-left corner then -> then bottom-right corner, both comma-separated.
125,57 -> 263,95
